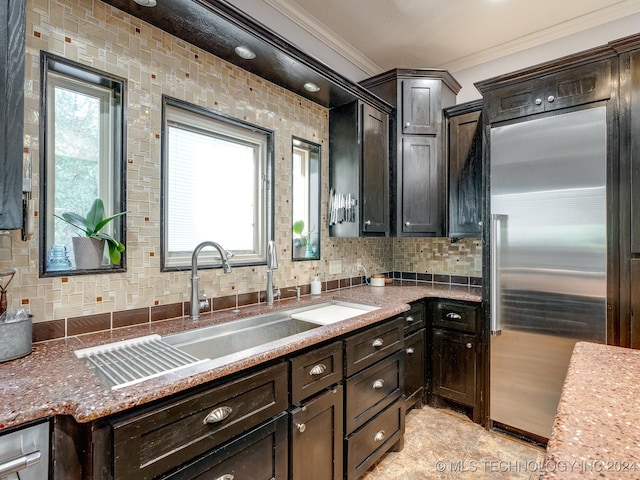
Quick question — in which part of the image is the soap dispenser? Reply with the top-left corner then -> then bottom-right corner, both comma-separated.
311,276 -> 321,295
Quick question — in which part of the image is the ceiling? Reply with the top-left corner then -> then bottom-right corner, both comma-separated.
254,0 -> 640,75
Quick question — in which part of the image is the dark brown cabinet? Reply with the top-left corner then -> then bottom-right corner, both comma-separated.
343,316 -> 405,480
329,100 -> 390,237
0,0 -> 25,229
290,387 -> 343,480
360,69 -> 460,237
445,101 -> 483,238
430,300 -> 482,423
402,301 -> 425,411
483,59 -> 612,124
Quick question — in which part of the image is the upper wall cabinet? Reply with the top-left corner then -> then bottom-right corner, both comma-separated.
445,100 -> 483,238
361,69 -> 461,237
329,101 -> 390,237
0,0 -> 25,230
481,59 -> 612,124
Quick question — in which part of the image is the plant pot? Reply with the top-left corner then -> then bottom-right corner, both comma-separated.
72,237 -> 105,270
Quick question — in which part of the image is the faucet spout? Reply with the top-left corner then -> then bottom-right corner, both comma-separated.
191,241 -> 233,320
266,240 -> 279,306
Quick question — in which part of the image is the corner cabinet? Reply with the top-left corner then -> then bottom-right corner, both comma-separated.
329,100 -> 391,237
0,0 -> 25,229
444,100 -> 483,238
360,69 -> 460,237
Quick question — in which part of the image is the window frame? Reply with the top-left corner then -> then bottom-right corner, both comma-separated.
160,96 -> 274,271
39,52 -> 127,277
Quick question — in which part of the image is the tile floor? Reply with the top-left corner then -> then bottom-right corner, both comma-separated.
362,406 -> 546,480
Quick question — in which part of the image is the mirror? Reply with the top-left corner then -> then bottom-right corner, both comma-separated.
292,137 -> 321,261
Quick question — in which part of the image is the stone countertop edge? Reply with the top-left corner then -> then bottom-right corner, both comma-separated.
541,341 -> 640,479
0,284 -> 480,430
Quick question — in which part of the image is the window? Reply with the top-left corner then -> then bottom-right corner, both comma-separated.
39,52 -> 126,276
292,137 -> 320,261
161,97 -> 274,270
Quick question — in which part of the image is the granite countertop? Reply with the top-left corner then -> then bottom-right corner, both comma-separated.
0,284 -> 480,430
542,342 -> 640,479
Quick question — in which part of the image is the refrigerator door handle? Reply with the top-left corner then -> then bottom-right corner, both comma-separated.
491,214 -> 507,336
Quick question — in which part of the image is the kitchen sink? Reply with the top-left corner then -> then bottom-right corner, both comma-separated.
76,300 -> 378,389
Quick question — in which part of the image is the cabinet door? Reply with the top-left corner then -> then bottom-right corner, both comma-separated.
448,109 -> 482,237
401,78 -> 441,135
486,79 -> 544,123
432,329 -> 476,406
290,386 -> 343,480
361,103 -> 389,235
401,136 -> 441,235
546,59 -> 612,111
630,50 -> 640,254
0,0 -> 25,229
404,329 -> 425,411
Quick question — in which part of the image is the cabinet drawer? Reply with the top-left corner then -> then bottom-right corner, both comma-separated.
345,317 -> 403,376
159,413 -> 288,480
345,352 -> 403,434
403,302 -> 425,335
112,362 -> 288,480
432,301 -> 478,333
345,401 -> 404,480
290,340 -> 342,404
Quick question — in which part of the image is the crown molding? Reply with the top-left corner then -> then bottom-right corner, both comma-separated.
263,0 -> 383,76
441,2 -> 640,73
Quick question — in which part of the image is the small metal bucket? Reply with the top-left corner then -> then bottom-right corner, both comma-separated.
0,315 -> 32,362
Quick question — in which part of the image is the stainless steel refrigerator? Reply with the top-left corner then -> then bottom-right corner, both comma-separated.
489,106 -> 607,439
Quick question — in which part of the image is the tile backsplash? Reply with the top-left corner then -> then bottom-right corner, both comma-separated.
2,0 -> 482,335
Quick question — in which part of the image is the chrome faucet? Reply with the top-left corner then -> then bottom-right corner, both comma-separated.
190,241 -> 233,320
266,240 -> 280,306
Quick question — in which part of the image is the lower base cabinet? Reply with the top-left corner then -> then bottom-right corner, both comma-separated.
432,328 -> 476,405
160,413 -> 288,480
290,386 -> 343,480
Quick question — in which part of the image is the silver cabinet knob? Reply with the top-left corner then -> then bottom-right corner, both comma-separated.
296,422 -> 306,433
535,98 -> 542,105
466,342 -> 473,349
372,379 -> 385,389
405,221 -> 411,227
214,475 -> 234,480
309,364 -> 326,376
203,406 -> 232,424
405,122 -> 410,127
406,315 -> 414,323
374,430 -> 386,442
478,221 -> 483,226
547,95 -> 555,103
406,347 -> 415,354
372,338 -> 384,348
365,220 -> 372,226
446,312 -> 462,320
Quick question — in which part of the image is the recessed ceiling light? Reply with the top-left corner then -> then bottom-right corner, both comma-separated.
133,0 -> 156,6
234,46 -> 256,60
303,82 -> 320,93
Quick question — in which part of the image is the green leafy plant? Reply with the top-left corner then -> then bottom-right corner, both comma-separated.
293,220 -> 309,248
55,198 -> 126,265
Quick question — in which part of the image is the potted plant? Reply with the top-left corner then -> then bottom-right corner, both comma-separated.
55,198 -> 126,269
293,220 -> 317,259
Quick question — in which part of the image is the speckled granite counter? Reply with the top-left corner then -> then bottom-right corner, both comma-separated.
0,284 -> 480,430
541,342 -> 640,479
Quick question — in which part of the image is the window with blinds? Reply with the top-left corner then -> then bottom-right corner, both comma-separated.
161,99 -> 273,270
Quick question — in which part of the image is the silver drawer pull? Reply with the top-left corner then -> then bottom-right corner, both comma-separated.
203,406 -> 232,424
214,475 -> 234,480
296,422 -> 306,433
446,312 -> 462,320
406,315 -> 414,323
0,451 -> 41,477
309,364 -> 327,376
372,338 -> 384,348
466,343 -> 473,349
374,430 -> 385,442
372,379 -> 385,389
406,347 -> 415,354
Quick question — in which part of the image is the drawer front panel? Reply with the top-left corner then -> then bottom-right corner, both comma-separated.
160,413 -> 288,480
113,362 -> 288,480
345,352 -> 403,433
432,301 -> 478,333
346,401 -> 404,480
345,317 -> 403,376
290,340 -> 343,404
403,302 -> 425,335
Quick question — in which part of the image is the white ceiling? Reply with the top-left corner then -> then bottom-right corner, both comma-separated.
254,0 -> 640,76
